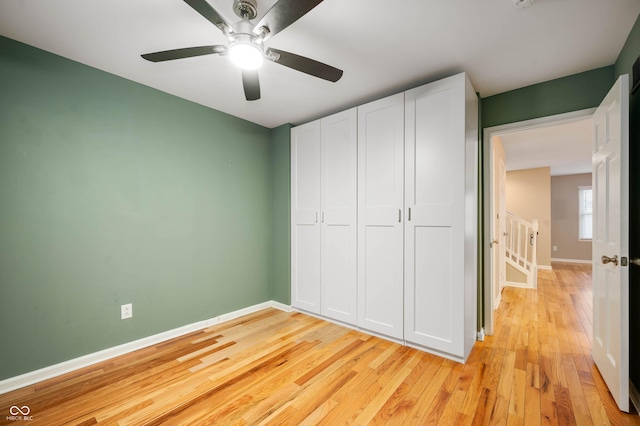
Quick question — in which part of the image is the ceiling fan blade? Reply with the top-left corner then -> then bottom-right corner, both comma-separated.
242,70 -> 261,101
268,48 -> 343,82
184,0 -> 234,33
141,45 -> 226,62
253,0 -> 324,41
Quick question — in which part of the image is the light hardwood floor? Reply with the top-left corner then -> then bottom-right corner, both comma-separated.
1,263 -> 639,425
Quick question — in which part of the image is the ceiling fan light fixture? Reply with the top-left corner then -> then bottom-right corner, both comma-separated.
229,40 -> 264,70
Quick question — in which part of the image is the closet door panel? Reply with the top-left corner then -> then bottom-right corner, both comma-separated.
293,225 -> 321,310
412,226 -> 454,341
357,93 -> 404,339
291,121 -> 321,314
362,226 -> 398,327
404,75 -> 466,356
321,109 -> 357,324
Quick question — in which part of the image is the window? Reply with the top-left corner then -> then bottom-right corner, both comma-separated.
579,186 -> 593,240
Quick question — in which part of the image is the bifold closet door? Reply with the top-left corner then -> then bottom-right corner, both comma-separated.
321,109 -> 358,324
291,121 -> 321,314
357,93 -> 405,339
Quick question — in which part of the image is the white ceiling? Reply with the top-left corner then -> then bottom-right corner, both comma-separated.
500,118 -> 593,176
0,0 -> 638,128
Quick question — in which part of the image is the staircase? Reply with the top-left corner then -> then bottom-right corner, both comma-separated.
505,212 -> 539,288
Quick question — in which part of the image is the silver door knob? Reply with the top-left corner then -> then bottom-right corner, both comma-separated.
630,258 -> 640,266
602,255 -> 618,266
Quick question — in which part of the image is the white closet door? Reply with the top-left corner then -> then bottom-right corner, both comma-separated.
291,121 -> 321,314
404,73 -> 475,359
321,108 -> 358,324
357,93 -> 405,339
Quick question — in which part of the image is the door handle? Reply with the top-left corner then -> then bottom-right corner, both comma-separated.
490,239 -> 499,248
601,255 -> 618,266
629,258 -> 640,266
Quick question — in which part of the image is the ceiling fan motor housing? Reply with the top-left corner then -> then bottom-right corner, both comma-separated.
233,0 -> 258,20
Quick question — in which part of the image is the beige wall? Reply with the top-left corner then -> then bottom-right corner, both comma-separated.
506,167 -> 552,268
551,173 -> 592,261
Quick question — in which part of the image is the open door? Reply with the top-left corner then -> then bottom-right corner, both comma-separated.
491,153 -> 507,310
592,74 -> 629,412
498,157 -> 507,301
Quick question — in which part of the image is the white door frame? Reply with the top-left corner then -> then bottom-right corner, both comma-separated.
482,107 -> 596,335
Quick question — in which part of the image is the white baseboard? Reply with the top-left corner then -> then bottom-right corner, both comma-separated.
551,258 -> 592,264
0,300 -> 291,395
505,280 -> 533,289
537,265 -> 553,270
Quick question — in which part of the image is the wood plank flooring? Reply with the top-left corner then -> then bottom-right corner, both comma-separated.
1,262 -> 639,425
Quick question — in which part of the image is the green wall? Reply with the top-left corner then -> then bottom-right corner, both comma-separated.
481,66 -> 614,128
269,124 -> 291,304
0,36 -> 277,380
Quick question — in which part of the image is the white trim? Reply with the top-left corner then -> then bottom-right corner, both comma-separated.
269,301 -> 293,313
483,108 -> 596,137
505,280 -> 533,289
551,258 -> 592,264
0,300 -> 291,395
537,265 -> 553,270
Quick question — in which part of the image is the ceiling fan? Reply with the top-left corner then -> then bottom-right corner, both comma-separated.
141,0 -> 343,101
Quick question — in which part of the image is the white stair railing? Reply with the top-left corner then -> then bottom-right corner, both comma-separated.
505,212 -> 539,288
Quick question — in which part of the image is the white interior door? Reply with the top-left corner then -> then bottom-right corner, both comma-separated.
498,158 -> 507,299
291,121 -> 321,314
491,157 -> 507,310
592,74 -> 629,412
321,108 -> 357,325
357,93 -> 405,339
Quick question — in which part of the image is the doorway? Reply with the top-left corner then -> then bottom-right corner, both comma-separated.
482,108 -> 595,335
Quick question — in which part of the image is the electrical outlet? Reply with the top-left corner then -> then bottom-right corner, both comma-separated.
121,303 -> 133,320
553,245 -> 558,251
